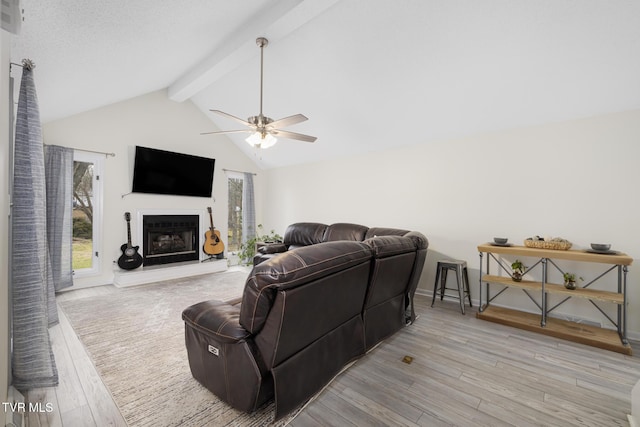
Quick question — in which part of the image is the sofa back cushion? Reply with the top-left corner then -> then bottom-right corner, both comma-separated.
364,235 -> 417,307
322,223 -> 369,242
364,227 -> 410,239
256,259 -> 371,368
283,222 -> 327,249
403,231 -> 429,251
239,240 -> 373,335
362,235 -> 418,348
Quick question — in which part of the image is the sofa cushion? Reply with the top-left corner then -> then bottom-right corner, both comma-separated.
322,223 -> 369,242
404,231 -> 429,250
182,300 -> 250,344
258,242 -> 288,254
283,222 -> 327,249
239,241 -> 373,334
364,227 -> 411,239
364,235 -> 417,258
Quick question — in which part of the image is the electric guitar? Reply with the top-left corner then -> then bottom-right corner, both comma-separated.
203,207 -> 225,256
117,212 -> 143,270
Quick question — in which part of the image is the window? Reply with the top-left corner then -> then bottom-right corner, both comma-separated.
227,174 -> 244,253
72,151 -> 103,277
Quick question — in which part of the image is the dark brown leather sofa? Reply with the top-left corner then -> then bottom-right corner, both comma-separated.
182,222 -> 428,420
252,222 -> 369,265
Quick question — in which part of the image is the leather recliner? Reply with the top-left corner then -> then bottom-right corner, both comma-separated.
182,223 -> 428,420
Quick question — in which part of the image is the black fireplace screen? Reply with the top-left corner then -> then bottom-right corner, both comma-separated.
142,215 -> 199,266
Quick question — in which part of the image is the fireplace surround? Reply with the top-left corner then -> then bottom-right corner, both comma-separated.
112,209 -> 227,287
142,214 -> 199,266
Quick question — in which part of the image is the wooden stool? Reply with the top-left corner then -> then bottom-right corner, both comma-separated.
431,260 -> 472,314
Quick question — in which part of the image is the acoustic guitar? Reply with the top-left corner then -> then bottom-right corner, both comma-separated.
203,207 -> 224,256
118,212 -> 143,270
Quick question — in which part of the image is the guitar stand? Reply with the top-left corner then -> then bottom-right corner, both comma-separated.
202,253 -> 224,263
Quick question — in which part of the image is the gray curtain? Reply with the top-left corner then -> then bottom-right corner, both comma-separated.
11,61 -> 59,390
242,173 -> 256,242
44,145 -> 74,291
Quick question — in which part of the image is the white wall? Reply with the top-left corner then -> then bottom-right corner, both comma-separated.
1,29 -> 11,403
264,110 -> 640,335
43,90 -> 262,287
36,90 -> 640,335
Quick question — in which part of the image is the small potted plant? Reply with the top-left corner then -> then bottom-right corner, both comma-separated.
237,224 -> 282,265
511,259 -> 526,282
563,272 -> 583,290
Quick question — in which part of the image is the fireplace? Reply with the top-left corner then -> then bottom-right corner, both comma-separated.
142,215 -> 199,266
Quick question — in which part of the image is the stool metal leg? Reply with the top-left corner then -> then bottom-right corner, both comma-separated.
440,268 -> 448,300
431,263 -> 442,307
464,267 -> 472,307
456,266 -> 465,314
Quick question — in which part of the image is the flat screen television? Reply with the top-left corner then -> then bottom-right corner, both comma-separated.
132,146 -> 215,198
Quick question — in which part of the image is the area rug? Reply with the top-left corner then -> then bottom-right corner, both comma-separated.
59,269 -> 295,426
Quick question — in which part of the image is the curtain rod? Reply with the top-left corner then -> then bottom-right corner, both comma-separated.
223,168 -> 257,176
44,144 -> 115,158
10,59 -> 35,70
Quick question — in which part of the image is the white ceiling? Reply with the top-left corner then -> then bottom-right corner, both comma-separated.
10,0 -> 640,169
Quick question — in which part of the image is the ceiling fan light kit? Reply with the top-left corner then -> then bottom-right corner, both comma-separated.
202,37 -> 317,149
246,131 -> 277,148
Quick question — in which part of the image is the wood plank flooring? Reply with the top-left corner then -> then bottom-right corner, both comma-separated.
25,285 -> 126,427
24,287 -> 640,426
291,295 -> 640,427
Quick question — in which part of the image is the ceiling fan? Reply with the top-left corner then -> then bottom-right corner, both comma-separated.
202,37 -> 317,149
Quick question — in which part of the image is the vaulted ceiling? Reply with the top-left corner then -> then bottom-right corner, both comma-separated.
10,0 -> 640,168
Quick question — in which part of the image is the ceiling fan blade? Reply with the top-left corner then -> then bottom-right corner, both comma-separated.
271,129 -> 317,143
209,110 -> 251,126
200,129 -> 252,136
267,114 -> 308,129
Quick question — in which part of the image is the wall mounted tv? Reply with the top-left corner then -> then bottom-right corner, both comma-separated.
132,146 -> 215,198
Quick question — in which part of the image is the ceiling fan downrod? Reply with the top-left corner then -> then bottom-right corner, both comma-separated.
256,37 -> 268,122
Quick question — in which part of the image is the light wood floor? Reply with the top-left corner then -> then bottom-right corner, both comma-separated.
25,285 -> 126,427
25,287 -> 640,426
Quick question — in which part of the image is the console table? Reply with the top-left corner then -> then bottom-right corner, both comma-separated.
477,243 -> 633,355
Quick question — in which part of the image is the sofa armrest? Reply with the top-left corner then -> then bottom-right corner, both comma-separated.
182,300 -> 273,412
404,231 -> 429,250
182,300 -> 251,344
258,242 -> 288,254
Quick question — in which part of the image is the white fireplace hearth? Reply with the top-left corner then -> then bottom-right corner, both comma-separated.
113,208 -> 227,287
113,259 -> 227,287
